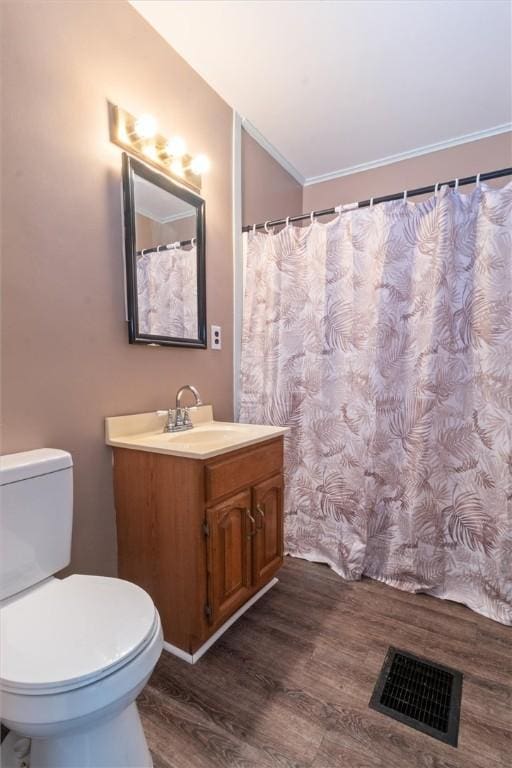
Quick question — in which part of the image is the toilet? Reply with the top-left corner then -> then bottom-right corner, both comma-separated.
0,448 -> 163,768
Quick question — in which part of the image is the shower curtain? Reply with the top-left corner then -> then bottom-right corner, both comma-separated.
239,183 -> 512,625
137,245 -> 198,338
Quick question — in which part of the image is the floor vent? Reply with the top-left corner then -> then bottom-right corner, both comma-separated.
369,647 -> 462,746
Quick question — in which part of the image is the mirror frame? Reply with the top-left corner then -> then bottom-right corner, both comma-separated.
121,152 -> 207,348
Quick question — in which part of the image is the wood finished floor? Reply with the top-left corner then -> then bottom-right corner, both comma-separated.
139,557 -> 511,768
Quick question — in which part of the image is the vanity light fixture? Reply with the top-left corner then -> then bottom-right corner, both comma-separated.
190,154 -> 210,175
134,113 -> 157,139
165,136 -> 187,158
143,144 -> 158,161
108,102 -> 208,192
170,158 -> 185,177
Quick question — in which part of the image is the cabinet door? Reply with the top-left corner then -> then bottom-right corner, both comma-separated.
252,474 -> 283,586
206,489 -> 254,626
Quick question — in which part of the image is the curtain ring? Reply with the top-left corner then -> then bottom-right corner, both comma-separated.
434,182 -> 439,197
454,178 -> 459,190
252,223 -> 256,235
476,172 -> 481,186
369,197 -> 374,208
140,248 -> 147,256
310,211 -> 315,223
403,189 -> 408,203
191,237 -> 196,247
264,220 -> 271,233
285,216 -> 290,228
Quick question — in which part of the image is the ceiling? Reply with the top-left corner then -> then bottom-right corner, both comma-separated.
130,0 -> 512,184
134,176 -> 195,223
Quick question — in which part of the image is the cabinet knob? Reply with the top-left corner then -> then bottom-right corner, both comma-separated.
256,503 -> 265,529
246,508 -> 256,538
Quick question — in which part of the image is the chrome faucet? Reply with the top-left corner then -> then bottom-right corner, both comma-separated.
164,385 -> 203,433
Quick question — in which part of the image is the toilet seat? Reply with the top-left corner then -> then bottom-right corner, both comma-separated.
0,575 -> 158,695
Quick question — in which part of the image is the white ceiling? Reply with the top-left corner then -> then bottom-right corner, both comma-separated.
134,175 -> 195,223
130,0 -> 512,184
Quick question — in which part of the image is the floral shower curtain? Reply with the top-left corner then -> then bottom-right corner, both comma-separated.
239,183 -> 512,625
137,245 -> 198,338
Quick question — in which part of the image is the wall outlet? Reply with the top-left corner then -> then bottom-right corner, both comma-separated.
211,325 -> 222,350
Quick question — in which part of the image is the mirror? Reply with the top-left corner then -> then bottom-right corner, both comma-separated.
121,153 -> 206,347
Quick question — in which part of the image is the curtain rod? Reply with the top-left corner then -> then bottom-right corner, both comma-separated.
242,167 -> 512,232
137,237 -> 196,256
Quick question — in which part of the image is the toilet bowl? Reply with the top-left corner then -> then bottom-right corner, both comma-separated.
1,576 -> 163,768
0,449 -> 163,768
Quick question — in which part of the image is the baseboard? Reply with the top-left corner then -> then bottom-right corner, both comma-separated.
162,577 -> 279,664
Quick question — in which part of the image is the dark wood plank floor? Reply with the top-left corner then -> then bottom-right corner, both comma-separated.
139,557 -> 511,768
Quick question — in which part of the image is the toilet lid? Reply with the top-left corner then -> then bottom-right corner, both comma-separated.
0,575 -> 158,693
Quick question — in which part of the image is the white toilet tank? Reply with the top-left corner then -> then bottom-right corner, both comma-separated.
0,448 -> 73,601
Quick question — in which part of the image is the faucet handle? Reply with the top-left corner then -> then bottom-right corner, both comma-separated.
163,409 -> 176,433
182,408 -> 192,425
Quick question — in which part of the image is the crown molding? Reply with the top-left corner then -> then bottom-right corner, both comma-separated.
241,118 -> 305,186
135,205 -> 195,225
240,119 -> 511,190
161,210 -> 196,224
303,123 -> 512,186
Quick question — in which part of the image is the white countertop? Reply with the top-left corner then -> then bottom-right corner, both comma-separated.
105,406 -> 288,460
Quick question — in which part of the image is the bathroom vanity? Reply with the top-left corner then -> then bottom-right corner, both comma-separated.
105,408 -> 287,663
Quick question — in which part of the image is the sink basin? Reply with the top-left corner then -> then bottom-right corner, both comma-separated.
171,425 -> 247,438
168,425 -> 252,446
147,424 -> 256,450
105,408 -> 288,459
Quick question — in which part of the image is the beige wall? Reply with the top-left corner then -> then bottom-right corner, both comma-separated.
135,214 -> 196,251
242,128 -> 303,226
1,0 -> 233,577
242,129 -> 511,229
2,1 -> 510,581
303,132 -> 512,212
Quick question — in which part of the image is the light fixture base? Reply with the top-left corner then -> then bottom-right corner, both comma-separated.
108,102 -> 202,193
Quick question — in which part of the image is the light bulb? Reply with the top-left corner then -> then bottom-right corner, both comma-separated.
190,154 -> 210,175
166,136 -> 187,158
134,114 -> 157,139
170,158 -> 184,176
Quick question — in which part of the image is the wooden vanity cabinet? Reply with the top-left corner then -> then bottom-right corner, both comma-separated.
112,436 -> 284,656
205,489 -> 254,628
252,474 -> 283,587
